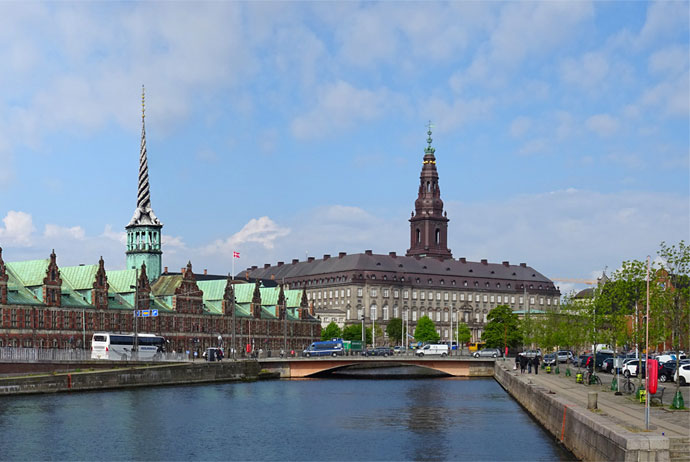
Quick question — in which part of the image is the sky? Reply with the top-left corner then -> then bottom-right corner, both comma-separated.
0,1 -> 688,296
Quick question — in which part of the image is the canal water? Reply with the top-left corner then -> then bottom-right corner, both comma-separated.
0,378 -> 575,461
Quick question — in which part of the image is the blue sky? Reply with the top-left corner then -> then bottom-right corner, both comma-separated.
0,1 -> 688,295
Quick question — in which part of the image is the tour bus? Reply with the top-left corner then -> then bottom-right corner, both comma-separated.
91,332 -> 166,361
303,339 -> 345,358
468,341 -> 486,353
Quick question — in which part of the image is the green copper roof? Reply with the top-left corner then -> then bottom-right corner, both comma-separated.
60,265 -> 98,290
197,279 -> 228,301
105,269 -> 137,293
6,259 -> 48,286
151,274 -> 182,296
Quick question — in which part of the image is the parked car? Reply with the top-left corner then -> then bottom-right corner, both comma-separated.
556,350 -> 574,363
543,353 -> 556,366
676,364 -> 690,386
365,346 -> 394,357
523,349 -> 542,359
623,359 -> 646,378
594,352 -> 614,371
473,348 -> 501,358
659,359 -> 690,382
393,346 -> 405,354
601,358 -> 614,373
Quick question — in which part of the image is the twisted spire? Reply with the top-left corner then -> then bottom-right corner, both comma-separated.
128,85 -> 161,226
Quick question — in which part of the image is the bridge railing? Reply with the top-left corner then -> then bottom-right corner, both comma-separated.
0,347 -> 91,362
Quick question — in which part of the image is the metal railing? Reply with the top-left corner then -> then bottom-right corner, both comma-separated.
0,347 -> 91,362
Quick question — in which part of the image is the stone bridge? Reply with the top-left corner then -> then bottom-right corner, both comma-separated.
257,357 -> 496,378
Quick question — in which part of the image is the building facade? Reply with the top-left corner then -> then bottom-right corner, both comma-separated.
246,126 -> 560,343
0,90 -> 321,355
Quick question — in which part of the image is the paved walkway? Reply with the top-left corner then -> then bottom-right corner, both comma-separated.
496,360 -> 690,440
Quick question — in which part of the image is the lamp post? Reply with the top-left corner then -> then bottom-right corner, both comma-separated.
231,295 -> 236,360
129,268 -> 139,360
361,314 -> 365,348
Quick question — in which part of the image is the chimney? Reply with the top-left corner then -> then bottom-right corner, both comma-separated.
459,257 -> 466,263
277,261 -> 284,267
251,265 -> 258,270
292,259 -> 299,265
365,250 -> 373,256
339,252 -> 346,258
164,266 -> 168,274
502,261 -> 509,267
481,259 -> 488,265
264,264 -> 271,269
323,254 -> 330,260
389,251 -> 397,258
308,257 -> 315,262
204,269 -> 208,275
520,263 -> 527,268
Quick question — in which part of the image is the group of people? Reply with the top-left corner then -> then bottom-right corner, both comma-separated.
515,352 -> 540,374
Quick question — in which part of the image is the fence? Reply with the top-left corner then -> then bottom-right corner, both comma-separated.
0,347 -> 192,363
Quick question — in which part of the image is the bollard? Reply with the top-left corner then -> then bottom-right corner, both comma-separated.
587,392 -> 598,410
636,384 -> 645,401
671,391 -> 685,410
639,389 -> 646,404
546,365 -> 551,374
565,368 -> 571,377
575,372 -> 583,383
555,365 -> 560,375
610,376 -> 617,391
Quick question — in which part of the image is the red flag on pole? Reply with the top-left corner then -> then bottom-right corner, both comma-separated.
233,251 -> 240,258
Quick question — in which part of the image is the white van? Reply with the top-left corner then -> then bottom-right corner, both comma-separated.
416,344 -> 449,357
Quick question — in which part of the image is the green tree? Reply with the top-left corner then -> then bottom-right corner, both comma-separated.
657,241 -> 690,408
386,318 -> 403,345
414,315 -> 440,344
455,323 -> 471,355
341,323 -> 372,344
320,322 -> 342,341
482,305 -> 521,349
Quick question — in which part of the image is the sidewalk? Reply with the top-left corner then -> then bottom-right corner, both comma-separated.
496,361 -> 689,440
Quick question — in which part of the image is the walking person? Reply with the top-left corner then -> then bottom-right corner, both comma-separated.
519,354 -> 527,374
527,356 -> 532,374
533,354 -> 540,375
514,353 -> 520,371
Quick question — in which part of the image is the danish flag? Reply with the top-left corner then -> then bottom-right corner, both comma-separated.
233,251 -> 240,259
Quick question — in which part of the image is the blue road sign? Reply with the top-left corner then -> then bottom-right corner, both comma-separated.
152,309 -> 158,317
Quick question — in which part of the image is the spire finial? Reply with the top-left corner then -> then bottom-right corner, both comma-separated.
425,120 -> 435,155
142,85 -> 145,121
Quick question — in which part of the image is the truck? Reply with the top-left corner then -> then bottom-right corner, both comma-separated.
343,340 -> 363,356
303,339 -> 344,357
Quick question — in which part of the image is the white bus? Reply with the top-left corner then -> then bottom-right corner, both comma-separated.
91,332 -> 166,361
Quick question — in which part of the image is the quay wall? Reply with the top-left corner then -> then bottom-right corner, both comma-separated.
494,364 -> 670,462
0,361 -> 263,395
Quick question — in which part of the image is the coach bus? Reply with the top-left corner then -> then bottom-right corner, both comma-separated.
91,332 -> 166,361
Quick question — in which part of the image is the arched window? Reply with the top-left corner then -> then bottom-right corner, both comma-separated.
426,181 -> 431,192
435,229 -> 440,245
416,229 -> 421,243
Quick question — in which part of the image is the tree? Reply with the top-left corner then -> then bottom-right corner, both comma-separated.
482,305 -> 521,349
341,324 -> 372,344
657,240 -> 690,409
321,322 -> 342,341
455,323 -> 471,355
414,315 -> 440,344
386,318 -> 403,344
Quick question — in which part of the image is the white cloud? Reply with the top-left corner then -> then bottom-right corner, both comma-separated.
648,46 -> 689,76
0,211 -> 35,246
518,138 -> 548,156
201,216 -> 290,260
43,224 -> 85,240
585,114 -> 619,137
101,225 -> 126,245
560,52 -> 610,89
509,116 -> 531,137
291,81 -> 398,139
637,1 -> 689,49
640,71 -> 690,117
422,96 -> 494,133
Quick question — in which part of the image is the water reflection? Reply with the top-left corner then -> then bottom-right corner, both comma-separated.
0,378 -> 575,461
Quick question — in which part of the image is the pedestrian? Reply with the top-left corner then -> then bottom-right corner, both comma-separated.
519,354 -> 527,374
514,354 -> 519,371
527,356 -> 532,373
533,355 -> 540,375
280,348 -> 285,358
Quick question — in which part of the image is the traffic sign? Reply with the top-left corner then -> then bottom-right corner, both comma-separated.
152,309 -> 158,317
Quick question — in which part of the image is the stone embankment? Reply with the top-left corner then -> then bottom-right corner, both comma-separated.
0,361 -> 265,395
494,362 -> 685,462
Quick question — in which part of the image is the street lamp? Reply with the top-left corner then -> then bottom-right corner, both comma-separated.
129,267 -> 139,359
361,314 -> 365,348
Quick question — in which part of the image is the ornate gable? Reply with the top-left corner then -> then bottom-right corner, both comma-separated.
92,257 -> 109,309
135,263 -> 152,311
173,261 -> 203,314
276,284 -> 286,319
251,279 -> 262,318
222,275 -> 235,316
0,247 -> 8,305
43,250 -> 62,307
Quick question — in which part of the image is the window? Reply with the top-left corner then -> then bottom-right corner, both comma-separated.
547,298 -> 551,305
329,290 -> 333,299
519,296 -> 523,305
357,308 -> 363,319
483,295 -> 488,303
394,289 -> 399,298
444,311 -> 449,322
511,296 -> 516,304
420,292 -> 425,300
540,297 -> 544,305
452,293 -> 457,301
412,291 -> 417,300
412,311 -> 417,321
317,292 -> 322,300
463,281 -> 468,287
371,305 -> 377,320
357,288 -> 363,297
347,288 -> 351,297
468,294 -> 472,302
371,288 -> 377,297
428,278 -> 433,285
444,292 -> 449,301
383,289 -> 389,298
530,297 -> 535,305
490,295 -> 495,303
460,293 -> 465,301
25,310 -> 32,328
451,280 -> 456,286
403,290 -> 409,299
383,306 -> 389,321
393,306 -> 398,318
436,292 -> 441,301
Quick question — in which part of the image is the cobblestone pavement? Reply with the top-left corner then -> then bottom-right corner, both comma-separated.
497,360 -> 690,438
